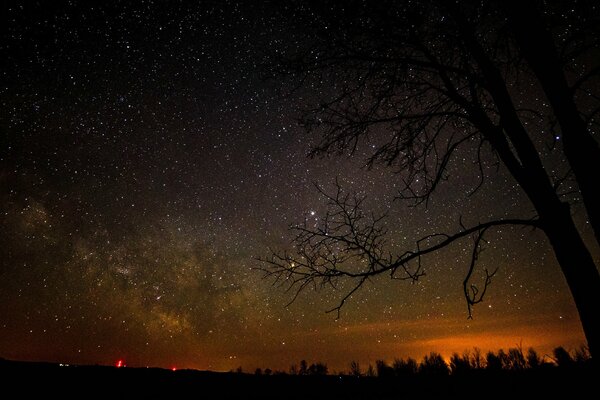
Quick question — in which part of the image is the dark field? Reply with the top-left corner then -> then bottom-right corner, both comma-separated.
1,358 -> 595,399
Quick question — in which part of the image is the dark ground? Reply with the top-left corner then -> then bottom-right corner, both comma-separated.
0,358 -> 596,399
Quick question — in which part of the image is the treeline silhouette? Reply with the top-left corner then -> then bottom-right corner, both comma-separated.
1,346 -> 594,399
244,345 -> 591,377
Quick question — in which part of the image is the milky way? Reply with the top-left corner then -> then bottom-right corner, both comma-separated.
1,1 -> 593,371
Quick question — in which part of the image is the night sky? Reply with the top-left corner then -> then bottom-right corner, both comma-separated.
1,1 -> 594,372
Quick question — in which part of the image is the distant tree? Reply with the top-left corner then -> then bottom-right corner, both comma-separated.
497,349 -> 511,370
419,352 -> 449,376
308,362 -> 328,376
299,360 -> 308,375
375,360 -> 394,378
526,348 -> 541,369
573,346 -> 591,364
349,360 -> 361,377
261,0 -> 599,357
254,368 -> 262,375
366,364 -> 376,377
264,368 -> 272,376
486,351 -> 502,371
449,352 -> 472,375
392,357 -> 418,376
470,348 -> 484,369
553,346 -> 574,367
506,347 -> 527,370
235,366 -> 243,374
289,364 -> 298,375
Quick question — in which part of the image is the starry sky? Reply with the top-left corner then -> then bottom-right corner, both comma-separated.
1,1 -> 594,372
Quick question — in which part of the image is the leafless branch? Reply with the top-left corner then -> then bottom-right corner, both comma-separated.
462,227 -> 497,319
258,183 -> 539,318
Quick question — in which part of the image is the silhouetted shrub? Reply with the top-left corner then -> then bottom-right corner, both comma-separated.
419,352 -> 449,375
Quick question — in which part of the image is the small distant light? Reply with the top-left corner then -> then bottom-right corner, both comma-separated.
555,136 -> 560,140
172,367 -> 177,371
116,359 -> 125,368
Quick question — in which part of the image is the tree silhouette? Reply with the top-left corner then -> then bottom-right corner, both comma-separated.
260,0 -> 599,357
485,351 -> 502,371
307,362 -> 328,376
349,360 -> 362,377
470,348 -> 484,369
553,346 -> 574,367
573,346 -> 591,364
419,352 -> 449,375
526,348 -> 542,369
289,363 -> 299,375
392,357 -> 418,376
449,352 -> 472,375
299,359 -> 308,375
365,364 -> 376,377
375,360 -> 394,378
506,347 -> 527,370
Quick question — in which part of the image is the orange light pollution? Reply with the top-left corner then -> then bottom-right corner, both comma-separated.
235,310 -> 585,372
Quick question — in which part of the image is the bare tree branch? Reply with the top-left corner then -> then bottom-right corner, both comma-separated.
462,226 -> 498,319
258,182 -> 539,318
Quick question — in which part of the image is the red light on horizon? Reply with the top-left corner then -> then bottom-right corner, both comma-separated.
116,359 -> 125,368
172,367 -> 177,371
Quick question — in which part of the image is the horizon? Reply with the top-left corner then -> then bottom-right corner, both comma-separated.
1,340 -> 588,373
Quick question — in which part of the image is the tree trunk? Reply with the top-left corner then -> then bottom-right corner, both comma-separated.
470,4 -> 600,357
504,1 -> 600,247
541,202 -> 600,359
